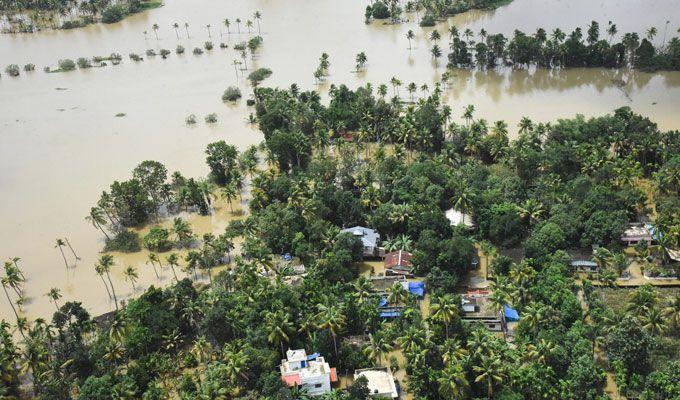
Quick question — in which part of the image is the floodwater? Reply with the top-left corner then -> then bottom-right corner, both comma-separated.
1,0 -> 679,323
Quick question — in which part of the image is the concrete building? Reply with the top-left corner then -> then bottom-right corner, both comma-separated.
280,349 -> 338,396
341,226 -> 381,257
354,368 -> 399,398
445,208 -> 474,228
461,290 -> 504,332
621,224 -> 653,246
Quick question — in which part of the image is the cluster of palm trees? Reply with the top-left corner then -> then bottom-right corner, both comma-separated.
149,11 -> 262,42
53,237 -> 79,269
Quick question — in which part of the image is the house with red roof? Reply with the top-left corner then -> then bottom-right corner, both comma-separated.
384,250 -> 414,277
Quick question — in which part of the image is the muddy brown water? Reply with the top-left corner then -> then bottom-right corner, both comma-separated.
1,0 -> 679,323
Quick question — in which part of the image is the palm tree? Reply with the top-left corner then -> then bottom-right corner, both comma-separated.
235,18 -> 241,34
184,22 -> 190,38
462,104 -> 475,126
607,21 -> 617,44
315,304 -> 346,357
64,237 -> 80,261
611,253 -> 631,277
254,11 -> 262,33
265,310 -> 293,355
431,294 -> 458,338
54,238 -> 69,270
488,290 -> 508,339
518,116 -> 534,134
206,24 -> 211,38
363,333 -> 393,365
642,307 -> 667,335
45,288 -> 62,310
166,253 -> 180,282
451,186 -> 474,225
438,363 -> 469,399
431,44 -> 442,65
406,82 -> 417,102
172,22 -> 179,39
152,23 -> 159,40
406,29 -> 415,50
517,199 -> 544,226
221,183 -> 238,213
473,356 -> 504,398
95,263 -> 112,300
123,265 -> 138,292
86,207 -> 110,239
223,18 -> 231,34
665,294 -> 680,332
1,278 -> 22,331
646,26 -> 657,43
98,255 -> 118,310
245,20 -> 253,33
147,252 -> 161,279
390,76 -> 401,97
387,281 -> 409,306
355,51 -> 367,71
377,84 -> 388,98
592,247 -> 613,271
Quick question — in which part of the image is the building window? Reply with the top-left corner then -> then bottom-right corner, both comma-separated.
315,384 -> 322,388
488,324 -> 495,329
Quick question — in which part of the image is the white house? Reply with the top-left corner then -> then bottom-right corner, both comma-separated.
280,349 -> 338,396
445,208 -> 474,228
354,368 -> 399,398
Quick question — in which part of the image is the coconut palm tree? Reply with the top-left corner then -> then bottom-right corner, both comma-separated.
45,288 -> 62,310
462,104 -> 475,126
245,20 -> 253,33
611,253 -> 631,277
172,22 -> 179,39
431,44 -> 442,65
518,116 -> 534,134
390,76 -> 401,97
642,307 -> 667,335
184,22 -> 190,38
396,326 -> 425,354
54,239 -> 69,270
206,24 -> 211,38
473,356 -> 504,398
607,21 -> 617,44
592,247 -> 613,271
665,294 -> 680,332
147,252 -> 161,279
64,237 -> 80,261
152,23 -> 159,40
221,183 -> 238,213
517,199 -> 544,226
441,339 -> 468,365
265,310 -> 294,355
315,304 -> 346,357
123,265 -> 138,292
250,11 -> 262,34
431,294 -> 458,338
86,207 -> 110,239
406,29 -> 415,49
166,253 -> 180,282
223,18 -> 231,35
438,363 -> 469,399
235,18 -> 241,34
646,26 -> 657,43
355,51 -> 367,71
98,255 -> 118,310
407,82 -> 417,102
387,281 -> 409,306
451,186 -> 474,225
363,333 -> 393,365
94,263 -> 113,302
1,278 -> 22,332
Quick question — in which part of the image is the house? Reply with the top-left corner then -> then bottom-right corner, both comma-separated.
280,349 -> 338,396
445,208 -> 474,228
621,224 -> 653,246
461,290 -> 504,332
570,260 -> 598,273
384,250 -> 414,277
354,368 -> 399,399
341,226 -> 381,257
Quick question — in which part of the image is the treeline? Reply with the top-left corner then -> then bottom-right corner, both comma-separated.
365,0 -> 511,25
445,22 -> 680,71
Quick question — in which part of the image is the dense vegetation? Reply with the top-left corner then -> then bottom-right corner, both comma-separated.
1,81 -> 679,399
365,0 -> 512,25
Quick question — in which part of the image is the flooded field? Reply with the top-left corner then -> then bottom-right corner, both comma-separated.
1,0 -> 679,322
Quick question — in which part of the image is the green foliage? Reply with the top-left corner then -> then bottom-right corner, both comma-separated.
101,4 -> 128,23
247,67 -> 273,86
104,229 -> 141,252
222,86 -> 242,102
4,64 -> 20,76
604,315 -> 655,374
58,58 -> 76,71
143,227 -> 172,252
205,141 -> 238,186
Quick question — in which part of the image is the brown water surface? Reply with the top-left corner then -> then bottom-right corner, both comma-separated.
1,0 -> 679,322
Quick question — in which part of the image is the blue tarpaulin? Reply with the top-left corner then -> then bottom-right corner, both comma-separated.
379,311 -> 402,318
379,297 -> 388,307
408,281 -> 425,298
306,352 -> 320,361
504,305 -> 519,321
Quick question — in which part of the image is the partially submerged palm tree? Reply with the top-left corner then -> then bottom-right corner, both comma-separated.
45,288 -> 62,310
124,265 -> 139,292
54,239 -> 69,270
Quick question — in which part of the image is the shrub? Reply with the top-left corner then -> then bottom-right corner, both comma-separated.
204,113 -> 218,123
61,20 -> 85,29
104,229 -> 141,253
192,47 -> 204,55
143,226 -> 172,252
43,66 -> 51,72
58,59 -> 76,71
186,114 -> 197,124
221,86 -> 242,102
176,45 -> 185,54
247,67 -> 273,85
160,49 -> 171,58
219,42 -> 228,49
110,53 -> 122,61
101,4 -> 128,23
23,63 -> 35,72
247,36 -> 263,52
146,49 -> 156,57
419,13 -> 436,27
5,64 -> 20,77
77,57 -> 91,68
129,53 -> 142,61
233,42 -> 246,51
204,41 -> 214,50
